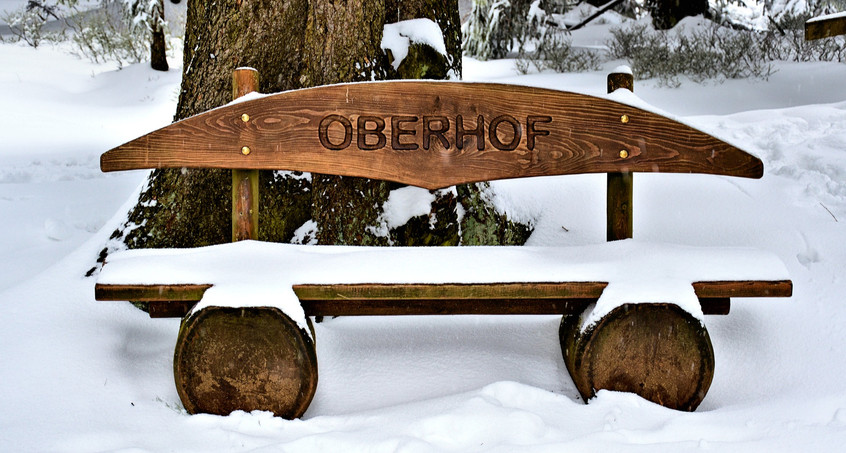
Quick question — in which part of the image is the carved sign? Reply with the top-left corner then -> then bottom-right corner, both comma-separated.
317,114 -> 552,152
101,81 -> 763,190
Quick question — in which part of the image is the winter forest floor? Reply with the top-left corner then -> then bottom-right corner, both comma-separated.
3,5 -> 846,452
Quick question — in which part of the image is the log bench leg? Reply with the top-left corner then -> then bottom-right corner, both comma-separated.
559,303 -> 714,411
173,306 -> 318,418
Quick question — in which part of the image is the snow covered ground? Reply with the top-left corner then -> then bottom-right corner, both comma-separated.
3,13 -> 846,452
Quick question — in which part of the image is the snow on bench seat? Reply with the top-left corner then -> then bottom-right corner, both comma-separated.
95,240 -> 792,331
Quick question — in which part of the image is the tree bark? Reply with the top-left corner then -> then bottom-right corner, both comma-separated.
101,0 -> 531,262
150,0 -> 168,72
648,0 -> 709,30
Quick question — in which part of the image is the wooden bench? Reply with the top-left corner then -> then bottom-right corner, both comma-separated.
805,11 -> 846,40
95,68 -> 792,417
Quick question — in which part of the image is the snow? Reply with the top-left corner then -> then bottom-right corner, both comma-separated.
806,10 -> 846,23
612,64 -> 633,75
378,185 -> 437,230
98,240 -> 790,330
381,18 -> 447,70
3,11 -> 846,452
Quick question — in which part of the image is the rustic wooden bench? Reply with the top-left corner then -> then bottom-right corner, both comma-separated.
95,68 -> 792,418
805,11 -> 846,40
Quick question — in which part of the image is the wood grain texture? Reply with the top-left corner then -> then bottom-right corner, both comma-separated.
805,14 -> 846,40
231,69 -> 261,242
291,282 -> 608,300
607,157 -> 633,240
94,280 -> 792,317
560,303 -> 715,411
174,306 -> 317,418
692,280 -> 793,298
94,284 -> 212,301
100,82 -> 763,189
232,169 -> 259,241
606,71 -> 634,241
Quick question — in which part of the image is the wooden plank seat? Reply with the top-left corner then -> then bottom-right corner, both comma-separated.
95,243 -> 792,318
95,68 -> 791,417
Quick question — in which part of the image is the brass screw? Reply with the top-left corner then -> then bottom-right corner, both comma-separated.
619,150 -> 629,159
241,146 -> 251,155
241,113 -> 250,122
620,114 -> 629,124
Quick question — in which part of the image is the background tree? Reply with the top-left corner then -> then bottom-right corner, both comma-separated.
148,0 -> 168,71
103,0 -> 531,261
647,0 -> 708,29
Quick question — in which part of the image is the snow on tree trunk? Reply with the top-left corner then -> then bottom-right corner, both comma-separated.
648,0 -> 709,30
102,0 -> 530,261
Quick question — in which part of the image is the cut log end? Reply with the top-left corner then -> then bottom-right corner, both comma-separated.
174,306 -> 317,418
560,303 -> 714,411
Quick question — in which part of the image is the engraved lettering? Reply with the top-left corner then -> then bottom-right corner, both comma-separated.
423,116 -> 450,150
391,116 -> 418,150
456,115 -> 485,151
526,115 -> 551,150
318,114 -> 352,150
357,115 -> 386,150
489,115 -> 521,151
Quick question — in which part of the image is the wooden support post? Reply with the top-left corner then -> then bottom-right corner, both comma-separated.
174,307 -> 318,418
607,70 -> 634,241
560,303 -> 715,411
173,68 -> 319,419
232,68 -> 260,241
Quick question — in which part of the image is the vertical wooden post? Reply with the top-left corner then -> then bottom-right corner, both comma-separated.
232,68 -> 260,241
607,70 -> 634,241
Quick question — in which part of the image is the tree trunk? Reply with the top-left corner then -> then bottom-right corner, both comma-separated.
150,0 -> 168,72
100,0 -> 531,264
648,0 -> 709,30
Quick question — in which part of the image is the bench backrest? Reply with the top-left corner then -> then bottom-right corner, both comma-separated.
100,81 -> 762,190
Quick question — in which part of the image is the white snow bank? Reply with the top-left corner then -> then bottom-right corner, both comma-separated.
99,240 -> 789,330
381,19 -> 447,70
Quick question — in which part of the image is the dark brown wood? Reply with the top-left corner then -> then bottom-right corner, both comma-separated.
148,300 -> 198,318
700,298 -> 730,315
302,298 -> 596,316
95,280 -> 798,317
607,171 -> 633,241
607,71 -> 634,94
94,284 -> 212,302
292,282 -> 608,300
805,13 -> 846,40
692,280 -> 793,298
231,69 -> 261,241
231,67 -> 260,100
607,71 -> 634,241
174,306 -> 318,419
232,169 -> 259,241
100,82 -> 764,189
560,303 -> 715,411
